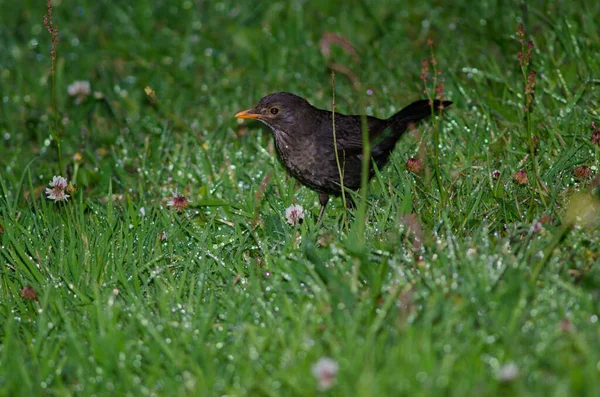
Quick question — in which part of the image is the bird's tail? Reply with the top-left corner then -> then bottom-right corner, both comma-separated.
389,99 -> 452,125
371,99 -> 452,169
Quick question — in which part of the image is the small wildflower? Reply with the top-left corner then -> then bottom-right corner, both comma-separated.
516,24 -> 525,43
492,169 -> 501,180
43,0 -> 59,74
167,191 -> 190,212
574,166 -> 591,179
527,40 -> 534,56
285,204 -> 304,226
139,207 -> 146,217
45,175 -> 70,201
48,175 -> 67,189
420,59 -> 429,82
435,80 -> 445,103
513,170 -> 528,185
525,70 -> 537,95
497,362 -> 519,382
524,70 -> 536,111
73,152 -> 83,162
518,40 -> 534,67
311,357 -> 339,391
20,285 -> 38,301
157,232 -> 167,241
67,81 -> 91,104
406,157 -> 424,174
559,318 -> 574,333
517,24 -> 536,112
144,86 -> 157,104
531,221 -> 542,233
422,42 -> 445,102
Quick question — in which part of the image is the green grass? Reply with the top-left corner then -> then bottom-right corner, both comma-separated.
1,0 -> 600,395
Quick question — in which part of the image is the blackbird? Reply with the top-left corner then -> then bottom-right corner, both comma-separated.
235,92 -> 451,222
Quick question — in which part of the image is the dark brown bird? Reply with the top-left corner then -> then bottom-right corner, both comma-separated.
235,92 -> 451,222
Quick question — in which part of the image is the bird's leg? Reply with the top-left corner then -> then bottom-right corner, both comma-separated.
345,195 -> 355,209
317,192 -> 329,223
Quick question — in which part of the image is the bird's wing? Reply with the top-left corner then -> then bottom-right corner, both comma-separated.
333,115 -> 390,155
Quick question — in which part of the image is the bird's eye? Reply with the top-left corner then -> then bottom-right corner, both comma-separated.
270,107 -> 279,115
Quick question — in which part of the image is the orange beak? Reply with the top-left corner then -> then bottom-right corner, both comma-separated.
235,108 -> 261,119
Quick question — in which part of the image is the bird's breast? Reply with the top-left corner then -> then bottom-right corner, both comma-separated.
273,131 -> 324,189
271,128 -> 362,195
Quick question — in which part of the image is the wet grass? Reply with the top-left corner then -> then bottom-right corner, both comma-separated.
1,0 -> 600,395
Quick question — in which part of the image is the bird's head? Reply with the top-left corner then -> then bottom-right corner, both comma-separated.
235,92 -> 313,133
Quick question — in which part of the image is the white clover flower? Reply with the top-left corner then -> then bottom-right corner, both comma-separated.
285,204 -> 305,226
48,175 -> 68,189
67,80 -> 91,104
497,362 -> 519,382
311,357 -> 339,390
167,191 -> 190,212
45,175 -> 70,202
